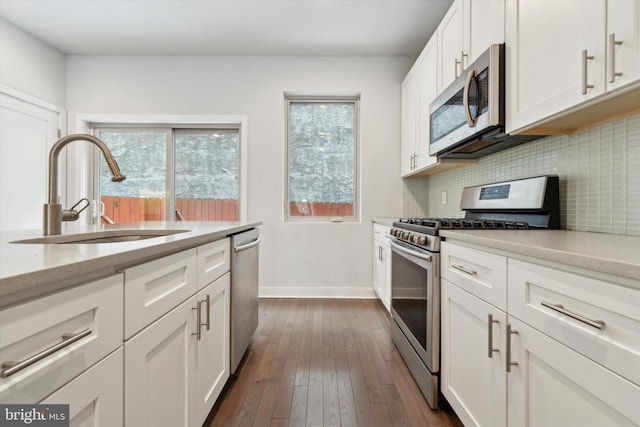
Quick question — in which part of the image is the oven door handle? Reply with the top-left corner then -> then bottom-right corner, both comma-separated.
390,239 -> 432,262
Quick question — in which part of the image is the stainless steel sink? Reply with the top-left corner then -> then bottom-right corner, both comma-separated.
11,229 -> 190,244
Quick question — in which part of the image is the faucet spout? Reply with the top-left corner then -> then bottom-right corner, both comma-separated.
44,134 -> 126,235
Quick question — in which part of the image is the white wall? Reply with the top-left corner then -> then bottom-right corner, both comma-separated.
0,18 -> 66,106
66,55 -> 407,297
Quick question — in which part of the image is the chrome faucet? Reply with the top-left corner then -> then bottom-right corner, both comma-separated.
43,134 -> 126,235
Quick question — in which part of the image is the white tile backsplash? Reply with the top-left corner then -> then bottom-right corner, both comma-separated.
402,114 -> 640,236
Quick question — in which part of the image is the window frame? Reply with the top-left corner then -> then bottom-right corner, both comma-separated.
284,95 -> 361,223
90,121 -> 244,223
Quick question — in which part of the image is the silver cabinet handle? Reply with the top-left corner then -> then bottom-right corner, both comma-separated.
455,57 -> 461,78
609,33 -> 623,83
192,302 -> 202,341
487,314 -> 499,358
506,323 -> 518,373
1,329 -> 91,378
541,301 -> 605,330
461,51 -> 468,70
204,295 -> 211,331
451,264 -> 477,276
582,49 -> 595,94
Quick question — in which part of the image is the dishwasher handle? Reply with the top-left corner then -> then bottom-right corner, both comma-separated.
234,238 -> 261,253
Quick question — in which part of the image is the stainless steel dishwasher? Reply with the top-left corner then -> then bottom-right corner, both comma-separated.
230,228 -> 260,373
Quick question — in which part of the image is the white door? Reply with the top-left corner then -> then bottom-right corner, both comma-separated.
41,348 -> 124,427
124,297 -> 197,427
506,0 -> 606,132
440,280 -> 507,427
507,316 -> 640,427
194,272 -> 230,426
0,92 -> 61,231
373,239 -> 387,308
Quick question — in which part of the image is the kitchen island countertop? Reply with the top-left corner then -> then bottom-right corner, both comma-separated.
0,221 -> 261,306
440,229 -> 640,284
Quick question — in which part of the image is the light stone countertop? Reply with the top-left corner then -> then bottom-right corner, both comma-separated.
440,229 -> 640,283
0,221 -> 261,306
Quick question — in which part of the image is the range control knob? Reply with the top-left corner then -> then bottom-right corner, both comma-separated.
416,235 -> 428,246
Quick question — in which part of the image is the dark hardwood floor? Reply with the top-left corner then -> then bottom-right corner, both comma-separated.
206,298 -> 462,427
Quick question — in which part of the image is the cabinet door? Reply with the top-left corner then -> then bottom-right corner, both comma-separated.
441,280 -> 507,427
194,273 -> 230,426
372,239 -> 389,311
401,65 -> 418,177
41,348 -> 123,427
466,0 -> 505,64
507,316 -> 640,427
124,296 -> 196,427
506,0 -> 606,132
438,0 -> 465,92
416,35 -> 439,170
607,0 -> 640,90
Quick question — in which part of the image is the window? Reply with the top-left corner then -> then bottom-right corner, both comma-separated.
285,96 -> 359,221
94,126 -> 240,224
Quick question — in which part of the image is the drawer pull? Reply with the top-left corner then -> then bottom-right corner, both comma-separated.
204,294 -> 211,331
506,323 -> 518,373
487,314 -> 499,358
1,329 -> 92,378
452,264 -> 477,276
541,301 -> 605,330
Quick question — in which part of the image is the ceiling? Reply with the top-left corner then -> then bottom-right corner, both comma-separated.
0,0 -> 453,57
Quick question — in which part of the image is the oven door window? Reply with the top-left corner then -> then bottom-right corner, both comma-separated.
391,250 -> 429,351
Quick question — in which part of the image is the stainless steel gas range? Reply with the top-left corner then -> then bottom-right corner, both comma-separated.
389,175 -> 560,409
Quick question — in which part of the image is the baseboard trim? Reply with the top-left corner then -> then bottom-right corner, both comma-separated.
259,286 -> 377,299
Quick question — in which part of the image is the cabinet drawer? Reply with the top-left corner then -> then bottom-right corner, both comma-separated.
508,259 -> 640,386
124,249 -> 197,339
41,348 -> 123,427
441,242 -> 507,310
0,275 -> 123,403
197,238 -> 230,290
373,223 -> 391,240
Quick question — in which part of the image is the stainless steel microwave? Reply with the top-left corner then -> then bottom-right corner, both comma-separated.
429,44 -> 541,159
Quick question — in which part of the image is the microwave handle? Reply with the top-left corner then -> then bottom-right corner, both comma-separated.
463,68 -> 477,127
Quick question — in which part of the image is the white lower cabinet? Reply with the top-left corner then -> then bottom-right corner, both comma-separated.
0,274 -> 123,404
440,241 -> 640,427
194,273 -> 230,426
41,348 -> 124,427
441,280 -> 506,427
508,316 -> 640,427
124,270 -> 231,427
372,224 -> 391,311
125,294 -> 196,427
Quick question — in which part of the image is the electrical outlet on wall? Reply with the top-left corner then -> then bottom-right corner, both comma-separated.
441,191 -> 447,205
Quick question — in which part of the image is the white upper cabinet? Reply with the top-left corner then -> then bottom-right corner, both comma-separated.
438,0 -> 466,92
415,36 -> 440,171
607,0 -> 640,91
506,0 -> 640,133
438,0 -> 505,93
400,63 -> 419,177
